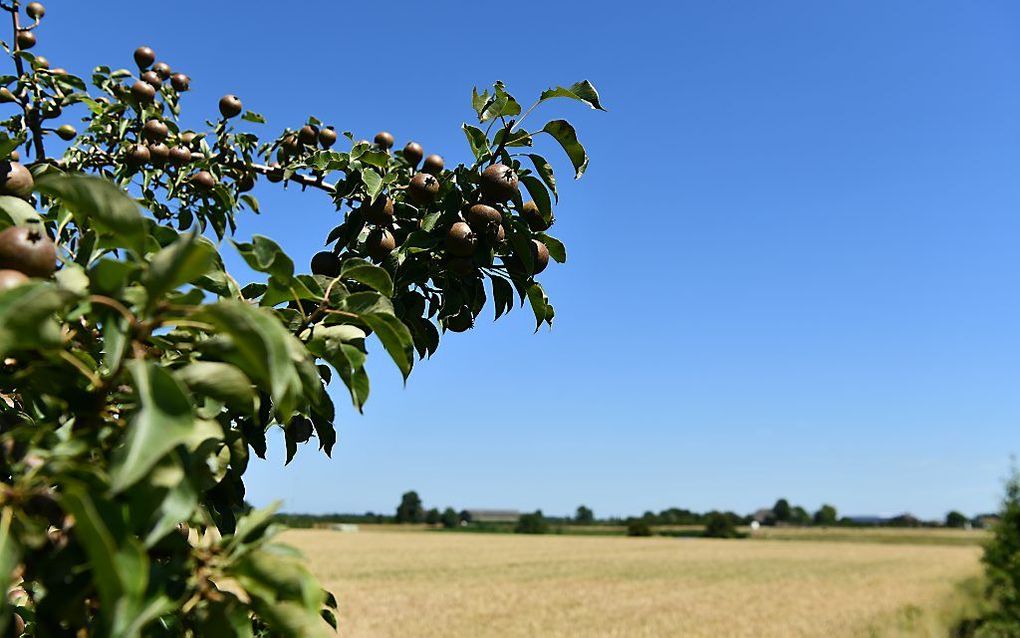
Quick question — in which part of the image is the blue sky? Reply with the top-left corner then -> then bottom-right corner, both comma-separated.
36,1 -> 1020,519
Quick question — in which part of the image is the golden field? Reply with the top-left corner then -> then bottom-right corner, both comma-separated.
283,528 -> 984,638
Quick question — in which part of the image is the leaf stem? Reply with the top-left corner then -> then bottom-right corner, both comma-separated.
89,295 -> 135,325
58,350 -> 101,387
510,99 -> 541,133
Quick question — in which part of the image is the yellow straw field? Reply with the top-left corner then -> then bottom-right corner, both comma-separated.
284,529 -> 982,637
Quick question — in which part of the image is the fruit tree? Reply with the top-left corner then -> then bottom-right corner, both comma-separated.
0,1 -> 603,635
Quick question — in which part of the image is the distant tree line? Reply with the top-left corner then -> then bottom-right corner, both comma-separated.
395,491 -> 467,529
273,491 -> 986,534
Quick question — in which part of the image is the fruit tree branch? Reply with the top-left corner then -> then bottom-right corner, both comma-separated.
246,161 -> 336,195
7,2 -> 44,159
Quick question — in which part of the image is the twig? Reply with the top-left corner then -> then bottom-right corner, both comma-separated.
58,350 -> 101,387
89,295 -> 135,325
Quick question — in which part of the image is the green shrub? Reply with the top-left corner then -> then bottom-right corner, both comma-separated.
515,510 -> 549,534
953,466 -> 1020,636
626,518 -> 653,537
440,507 -> 459,529
703,512 -> 740,538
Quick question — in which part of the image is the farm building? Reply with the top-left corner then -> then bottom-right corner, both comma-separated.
464,509 -> 521,523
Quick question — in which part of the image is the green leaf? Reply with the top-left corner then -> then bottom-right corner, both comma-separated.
310,402 -> 337,456
102,314 -> 130,375
0,133 -> 22,159
408,316 -> 439,359
114,595 -> 177,638
507,222 -> 534,275
336,291 -> 395,316
143,232 -> 216,304
143,454 -> 199,547
54,262 -> 90,294
196,301 -> 311,421
340,258 -> 393,297
236,543 -> 325,610
462,124 -> 490,162
228,502 -> 281,552
174,361 -> 255,413
491,276 -> 513,320
537,233 -> 566,263
232,235 -> 294,280
305,324 -> 370,409
36,174 -> 146,255
520,175 -> 553,228
493,128 -> 532,149
527,283 -> 551,332
471,87 -> 490,119
479,82 -> 522,122
525,154 -> 557,202
61,486 -> 175,638
360,313 -> 414,380
110,361 -> 198,493
242,111 -> 266,123
0,510 -> 19,630
541,120 -> 589,179
358,151 -> 389,169
241,194 -> 260,213
260,274 -> 319,308
0,281 -> 73,356
0,195 -> 42,228
539,80 -> 606,111
360,169 -> 383,203
247,597 -> 333,638
329,292 -> 412,379
60,487 -> 148,624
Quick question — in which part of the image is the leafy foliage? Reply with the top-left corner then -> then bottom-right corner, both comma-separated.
813,504 -> 838,526
395,491 -> 424,524
575,505 -> 594,524
960,466 -> 1020,636
0,3 -> 602,635
702,513 -> 741,539
626,518 -> 652,537
514,510 -> 549,535
772,498 -> 792,523
440,507 -> 458,529
946,510 -> 968,529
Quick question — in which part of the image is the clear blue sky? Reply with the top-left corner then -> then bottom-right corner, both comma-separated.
36,2 -> 1020,519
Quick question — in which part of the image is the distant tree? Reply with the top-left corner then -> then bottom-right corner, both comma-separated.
946,511 -> 968,528
703,512 -> 740,539
773,498 -> 792,523
441,507 -> 459,529
425,507 -> 440,525
458,509 -> 472,524
396,491 -> 425,524
575,505 -> 595,524
515,510 -> 549,534
626,518 -> 653,537
813,504 -> 838,526
791,506 -> 811,525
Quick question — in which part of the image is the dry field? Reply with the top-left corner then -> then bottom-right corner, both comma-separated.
284,528 -> 982,638
745,526 -> 989,546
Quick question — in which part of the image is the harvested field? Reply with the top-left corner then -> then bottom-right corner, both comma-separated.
284,528 -> 981,637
